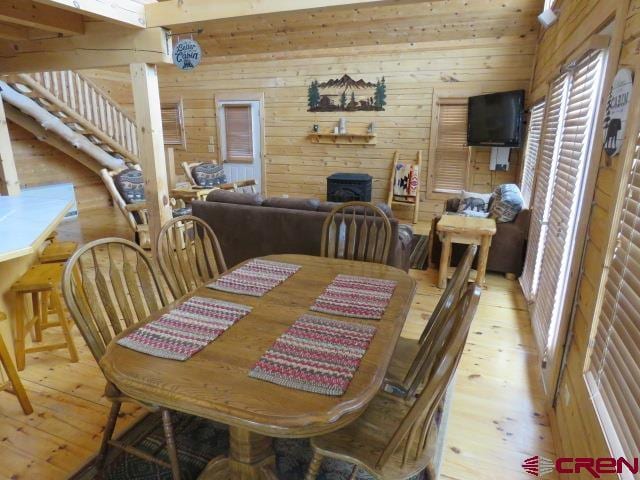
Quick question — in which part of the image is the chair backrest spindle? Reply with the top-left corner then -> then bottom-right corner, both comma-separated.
157,215 -> 227,298
321,201 -> 392,264
62,238 -> 171,365
377,284 -> 481,469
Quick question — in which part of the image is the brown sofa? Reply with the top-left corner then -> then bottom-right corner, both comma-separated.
430,198 -> 530,276
191,191 -> 414,271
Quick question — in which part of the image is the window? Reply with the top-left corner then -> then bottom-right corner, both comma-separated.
520,76 -> 569,301
522,49 -> 606,380
430,99 -> 469,194
161,100 -> 186,149
520,101 -> 546,208
221,105 -> 253,163
586,132 -> 640,466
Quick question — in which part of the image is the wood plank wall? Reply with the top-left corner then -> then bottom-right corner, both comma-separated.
530,0 -> 638,468
154,36 -> 535,221
9,122 -> 110,211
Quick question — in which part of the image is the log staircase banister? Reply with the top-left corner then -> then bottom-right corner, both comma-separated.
10,71 -> 138,163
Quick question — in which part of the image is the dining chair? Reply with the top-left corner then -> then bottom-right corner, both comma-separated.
61,238 -> 183,479
321,201 -> 392,264
385,244 -> 477,398
305,284 -> 481,480
157,215 -> 227,298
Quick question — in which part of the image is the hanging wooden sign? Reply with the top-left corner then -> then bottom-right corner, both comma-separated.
173,38 -> 202,71
603,68 -> 633,157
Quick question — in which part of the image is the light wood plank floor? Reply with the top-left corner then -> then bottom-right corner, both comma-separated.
0,206 -> 556,479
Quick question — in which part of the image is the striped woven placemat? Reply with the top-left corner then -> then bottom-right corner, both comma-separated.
249,314 -> 377,396
310,274 -> 397,320
117,296 -> 252,361
207,259 -> 301,297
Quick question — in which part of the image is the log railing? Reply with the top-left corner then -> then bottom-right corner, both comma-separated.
10,71 -> 138,163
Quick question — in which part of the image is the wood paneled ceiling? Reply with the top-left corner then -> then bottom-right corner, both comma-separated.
169,0 -> 543,57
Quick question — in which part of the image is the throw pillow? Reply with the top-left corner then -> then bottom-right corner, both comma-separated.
114,168 -> 145,204
191,163 -> 227,187
490,184 -> 524,223
457,191 -> 491,218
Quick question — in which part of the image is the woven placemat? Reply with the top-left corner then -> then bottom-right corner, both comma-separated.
117,296 -> 252,361
310,274 -> 397,320
207,259 -> 301,297
249,314 -> 376,396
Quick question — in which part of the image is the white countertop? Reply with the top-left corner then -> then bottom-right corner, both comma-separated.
0,193 -> 71,262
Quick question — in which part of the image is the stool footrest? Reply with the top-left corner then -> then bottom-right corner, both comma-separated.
25,342 -> 69,354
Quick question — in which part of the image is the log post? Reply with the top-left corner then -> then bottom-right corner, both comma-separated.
0,97 -> 20,195
130,63 -> 171,254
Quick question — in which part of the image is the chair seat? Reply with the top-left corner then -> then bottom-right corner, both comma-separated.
40,241 -> 78,263
11,263 -> 64,293
311,392 -> 437,479
385,336 -> 421,386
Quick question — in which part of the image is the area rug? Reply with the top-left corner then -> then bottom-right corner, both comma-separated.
409,234 -> 430,270
70,412 -> 425,480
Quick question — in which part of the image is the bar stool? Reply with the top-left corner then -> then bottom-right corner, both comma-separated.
11,263 -> 79,371
40,241 -> 78,264
0,312 -> 33,414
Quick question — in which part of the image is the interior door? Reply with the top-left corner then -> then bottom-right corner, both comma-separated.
217,100 -> 262,192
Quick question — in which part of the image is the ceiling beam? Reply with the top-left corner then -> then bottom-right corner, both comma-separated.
145,0 -> 398,27
32,0 -> 147,28
0,1 -> 84,35
0,23 -> 30,41
0,27 -> 171,74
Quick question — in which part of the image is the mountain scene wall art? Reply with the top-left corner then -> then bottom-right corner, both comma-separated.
307,74 -> 387,112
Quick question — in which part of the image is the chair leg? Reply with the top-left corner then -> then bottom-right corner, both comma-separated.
14,293 -> 26,371
33,293 -> 42,342
305,450 -> 324,480
161,409 -> 181,480
52,289 -> 78,363
96,400 -> 122,472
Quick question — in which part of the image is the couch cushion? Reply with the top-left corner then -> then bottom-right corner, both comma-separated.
262,197 -> 320,211
317,201 -> 342,212
317,201 -> 394,218
191,163 -> 227,187
206,189 -> 264,206
490,184 -> 524,223
114,168 -> 145,204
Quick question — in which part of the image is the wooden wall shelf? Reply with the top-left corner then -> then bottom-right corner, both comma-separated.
308,132 -> 377,145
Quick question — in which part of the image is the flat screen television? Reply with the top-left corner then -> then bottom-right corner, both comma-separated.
467,90 -> 525,147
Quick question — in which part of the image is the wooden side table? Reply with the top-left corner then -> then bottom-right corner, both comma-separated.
170,187 -> 213,203
436,213 -> 497,289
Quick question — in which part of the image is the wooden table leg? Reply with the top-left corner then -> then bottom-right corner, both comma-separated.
438,235 -> 452,289
476,234 -> 492,287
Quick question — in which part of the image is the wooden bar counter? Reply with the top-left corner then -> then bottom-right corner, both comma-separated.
0,194 -> 71,359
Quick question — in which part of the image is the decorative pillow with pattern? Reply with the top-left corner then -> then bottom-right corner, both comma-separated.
191,163 -> 227,187
457,190 -> 492,218
490,184 -> 524,223
114,168 -> 145,204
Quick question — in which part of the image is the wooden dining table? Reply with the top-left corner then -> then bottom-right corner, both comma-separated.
100,254 -> 416,480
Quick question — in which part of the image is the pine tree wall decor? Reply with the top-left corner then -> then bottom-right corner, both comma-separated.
307,74 -> 387,112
